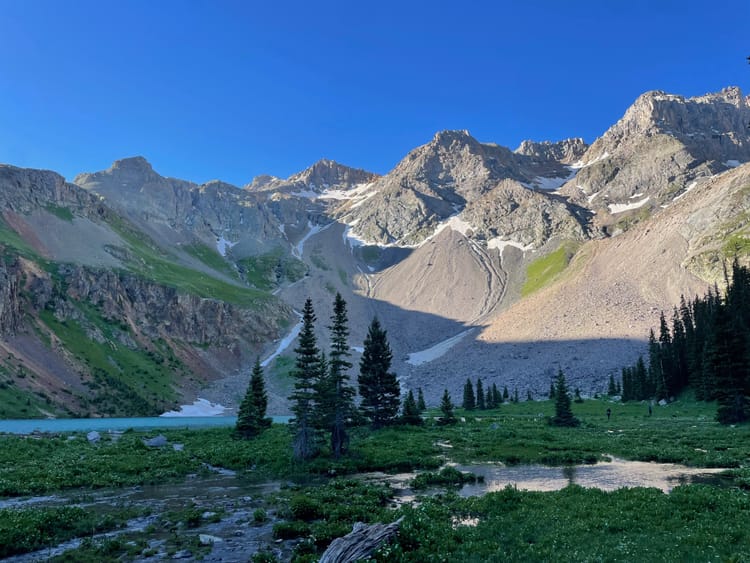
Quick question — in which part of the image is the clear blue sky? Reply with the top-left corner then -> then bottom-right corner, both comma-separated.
1,0 -> 748,186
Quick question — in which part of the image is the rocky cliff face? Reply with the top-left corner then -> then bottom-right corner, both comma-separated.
339,130 -> 595,247
75,157 -> 295,257
287,159 -> 379,190
59,265 -> 290,349
0,258 -> 23,335
515,138 -> 589,165
562,87 -> 750,224
0,164 -> 106,218
461,180 -> 591,248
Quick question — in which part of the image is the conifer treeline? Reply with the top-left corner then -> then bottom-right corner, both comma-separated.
462,378 -> 502,410
621,260 -> 750,424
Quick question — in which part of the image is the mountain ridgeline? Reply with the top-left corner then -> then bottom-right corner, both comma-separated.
0,86 -> 749,418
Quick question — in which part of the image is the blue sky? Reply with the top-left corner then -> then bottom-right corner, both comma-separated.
1,1 -> 748,185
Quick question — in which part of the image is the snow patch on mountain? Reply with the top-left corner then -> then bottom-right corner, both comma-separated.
216,236 -> 237,257
294,221 -> 332,258
406,329 -> 474,366
571,151 -> 610,170
261,310 -> 303,368
526,167 -> 578,191
161,398 -> 227,417
487,238 -> 534,252
608,196 -> 650,214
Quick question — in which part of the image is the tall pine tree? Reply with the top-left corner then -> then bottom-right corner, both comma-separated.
290,298 -> 321,460
476,378 -> 486,410
438,389 -> 457,425
401,390 -> 423,425
322,293 -> 355,458
235,357 -> 270,438
551,369 -> 579,427
462,378 -> 476,410
358,317 -> 401,428
417,388 -> 427,412
491,383 -> 502,409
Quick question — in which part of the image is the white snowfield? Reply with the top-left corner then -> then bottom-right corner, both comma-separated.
293,182 -> 376,204
293,221 -> 332,258
524,167 -> 577,191
487,238 -> 534,252
725,160 -> 741,168
262,311 -> 303,368
608,196 -> 650,214
674,181 -> 698,201
406,329 -> 474,366
216,236 -> 237,257
160,398 -> 227,417
571,151 -> 610,170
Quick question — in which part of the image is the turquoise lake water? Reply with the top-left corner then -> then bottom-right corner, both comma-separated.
0,416 -> 292,434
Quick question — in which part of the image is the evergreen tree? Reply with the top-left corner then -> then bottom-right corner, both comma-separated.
512,388 -> 519,403
527,389 -> 533,401
549,382 -> 556,399
574,387 -> 583,403
635,356 -> 649,399
492,383 -> 502,409
358,317 -> 401,429
401,390 -> 423,425
235,357 -> 270,438
417,387 -> 427,412
503,386 -> 509,401
621,367 -> 632,402
323,293 -> 355,458
607,374 -> 617,396
649,329 -> 667,401
462,378 -> 476,410
672,307 -> 689,393
290,298 -> 321,460
438,389 -> 457,425
313,351 -> 329,432
551,369 -> 579,427
476,378 -> 486,410
708,304 -> 749,424
658,312 -> 675,397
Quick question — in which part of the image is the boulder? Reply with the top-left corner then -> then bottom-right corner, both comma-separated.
143,434 -> 168,447
199,534 -> 223,545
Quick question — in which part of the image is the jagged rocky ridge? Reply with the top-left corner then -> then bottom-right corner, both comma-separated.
337,130 -> 590,246
560,87 -> 750,231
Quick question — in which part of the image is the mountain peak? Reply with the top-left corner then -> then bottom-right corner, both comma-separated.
109,156 -> 155,173
287,159 -> 378,190
431,129 -> 475,145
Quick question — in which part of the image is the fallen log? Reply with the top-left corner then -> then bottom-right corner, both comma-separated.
319,516 -> 403,563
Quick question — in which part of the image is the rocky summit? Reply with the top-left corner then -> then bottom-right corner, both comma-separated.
0,86 -> 748,417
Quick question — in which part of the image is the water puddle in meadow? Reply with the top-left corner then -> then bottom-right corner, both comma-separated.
453,458 -> 730,495
360,458 -> 732,504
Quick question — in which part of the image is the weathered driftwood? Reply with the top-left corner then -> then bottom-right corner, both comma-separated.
319,517 -> 403,563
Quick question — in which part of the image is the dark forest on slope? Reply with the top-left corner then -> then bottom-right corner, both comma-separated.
622,260 -> 750,424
